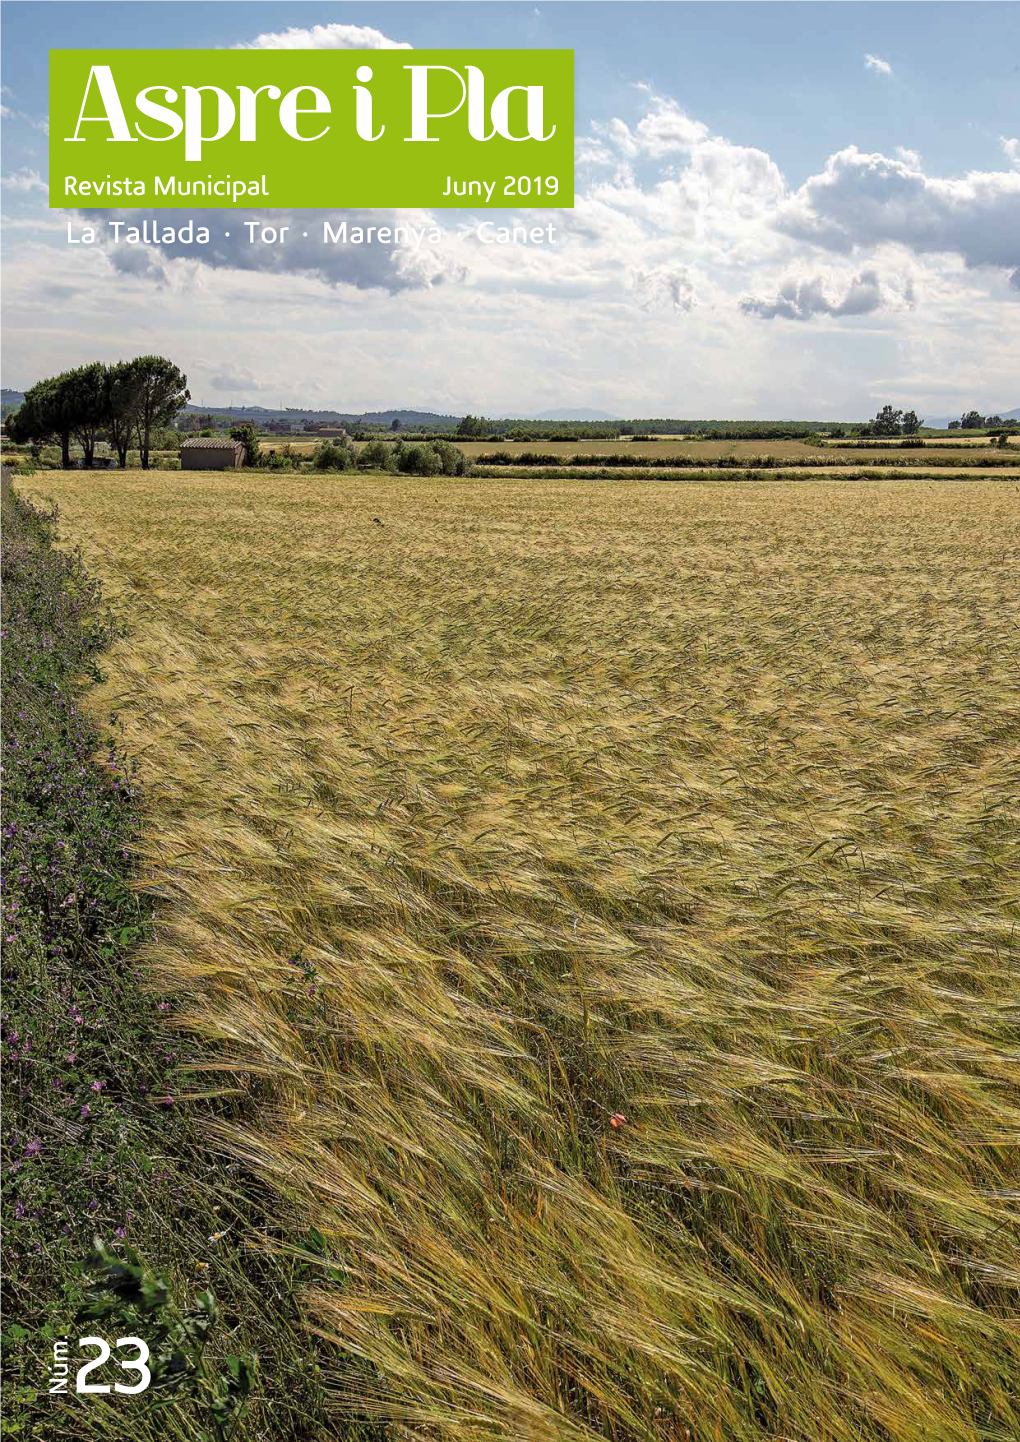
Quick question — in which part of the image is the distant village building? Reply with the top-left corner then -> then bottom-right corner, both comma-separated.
178,413 -> 219,433
310,425 -> 350,439
180,438 -> 245,470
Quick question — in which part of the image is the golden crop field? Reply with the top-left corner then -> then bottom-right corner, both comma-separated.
451,437 -> 1014,463
468,466 -> 1020,479
20,471 -> 1020,1442
432,439 -> 826,460
267,436 -> 1011,464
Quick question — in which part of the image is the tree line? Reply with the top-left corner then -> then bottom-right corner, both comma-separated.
6,357 -> 190,470
456,417 -> 868,442
309,436 -> 469,476
858,405 -> 923,437
948,410 -> 1016,431
863,405 -> 1017,436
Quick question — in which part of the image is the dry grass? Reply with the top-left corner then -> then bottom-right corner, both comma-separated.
21,471 -> 1020,1442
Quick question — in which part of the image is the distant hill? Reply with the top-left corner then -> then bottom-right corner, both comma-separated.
180,404 -> 623,427
529,408 -> 620,422
923,406 -> 1019,429
0,391 -> 462,429
181,404 -> 463,430
6,385 -> 1015,430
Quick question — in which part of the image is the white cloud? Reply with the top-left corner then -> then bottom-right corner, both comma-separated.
777,145 -> 1020,277
86,210 -> 459,294
629,266 -> 698,314
207,366 -> 274,394
11,86 -> 1018,415
740,268 -> 914,321
575,136 -> 616,169
0,101 -> 48,133
236,22 -> 409,51
1,168 -> 47,194
1002,137 -> 1020,170
3,221 -> 1013,418
864,54 -> 893,77
69,92 -> 1020,330
633,101 -> 710,155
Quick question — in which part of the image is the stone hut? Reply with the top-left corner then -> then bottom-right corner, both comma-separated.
180,438 -> 246,470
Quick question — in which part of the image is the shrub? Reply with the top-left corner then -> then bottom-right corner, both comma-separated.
430,439 -> 469,476
478,450 -> 560,467
230,423 -> 261,467
396,443 -> 443,476
357,440 -> 395,471
258,445 -> 295,473
311,439 -> 355,472
150,425 -> 182,451
395,440 -> 468,477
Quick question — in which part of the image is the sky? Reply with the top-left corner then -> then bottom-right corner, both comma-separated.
2,1 -> 1018,420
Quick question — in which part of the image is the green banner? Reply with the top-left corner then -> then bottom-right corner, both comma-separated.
49,49 -> 574,209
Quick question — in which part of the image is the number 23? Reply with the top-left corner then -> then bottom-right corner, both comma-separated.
76,1336 -> 151,1394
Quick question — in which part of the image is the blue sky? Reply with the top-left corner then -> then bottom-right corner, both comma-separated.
2,2 -> 1018,417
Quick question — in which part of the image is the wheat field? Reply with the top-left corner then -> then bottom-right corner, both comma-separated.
21,471 -> 1020,1442
272,436 -> 1010,463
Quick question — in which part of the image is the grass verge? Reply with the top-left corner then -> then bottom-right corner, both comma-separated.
0,471 -> 340,1442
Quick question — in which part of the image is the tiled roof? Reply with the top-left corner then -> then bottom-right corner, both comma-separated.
181,438 -> 243,449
